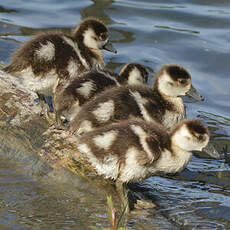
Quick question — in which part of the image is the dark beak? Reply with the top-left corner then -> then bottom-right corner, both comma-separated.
186,84 -> 204,101
202,142 -> 220,159
103,40 -> 117,53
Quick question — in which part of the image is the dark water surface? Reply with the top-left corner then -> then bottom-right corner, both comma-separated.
0,0 -> 230,229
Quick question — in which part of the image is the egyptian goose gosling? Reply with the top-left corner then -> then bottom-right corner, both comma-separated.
77,119 -> 210,183
4,18 -> 116,114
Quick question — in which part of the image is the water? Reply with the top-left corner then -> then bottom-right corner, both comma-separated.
0,0 -> 230,229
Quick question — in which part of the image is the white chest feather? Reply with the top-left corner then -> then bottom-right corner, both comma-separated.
149,148 -> 192,174
127,68 -> 143,85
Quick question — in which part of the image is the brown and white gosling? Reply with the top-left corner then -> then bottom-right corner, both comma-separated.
69,64 -> 203,135
53,62 -> 148,125
3,18 -> 117,114
117,62 -> 148,85
77,119 -> 210,183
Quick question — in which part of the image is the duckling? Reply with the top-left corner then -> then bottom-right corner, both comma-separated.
69,64 -> 203,135
77,118 -> 210,183
53,62 -> 148,126
117,62 -> 148,85
3,18 -> 117,115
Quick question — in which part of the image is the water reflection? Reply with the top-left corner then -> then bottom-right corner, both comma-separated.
81,0 -> 114,24
197,111 -> 230,156
114,1 -> 186,10
0,156 -> 110,229
208,9 -> 230,15
155,25 -> 200,34
0,6 -> 17,14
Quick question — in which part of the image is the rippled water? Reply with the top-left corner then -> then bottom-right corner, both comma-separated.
0,0 -> 230,229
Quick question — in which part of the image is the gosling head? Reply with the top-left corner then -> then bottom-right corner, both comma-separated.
171,119 -> 210,152
155,64 -> 204,101
119,62 -> 148,85
73,18 -> 117,53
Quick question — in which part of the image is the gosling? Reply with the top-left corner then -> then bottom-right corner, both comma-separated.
3,18 -> 116,114
77,119 -> 210,183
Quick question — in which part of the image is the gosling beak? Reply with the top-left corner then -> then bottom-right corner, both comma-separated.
202,142 -> 220,159
103,40 -> 117,53
186,84 -> 204,101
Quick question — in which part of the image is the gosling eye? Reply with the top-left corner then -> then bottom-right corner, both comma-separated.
99,33 -> 107,41
178,79 -> 186,84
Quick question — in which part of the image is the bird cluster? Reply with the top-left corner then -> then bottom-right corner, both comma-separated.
4,17 -> 215,183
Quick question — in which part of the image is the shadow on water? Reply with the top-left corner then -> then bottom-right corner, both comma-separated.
0,0 -> 230,229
